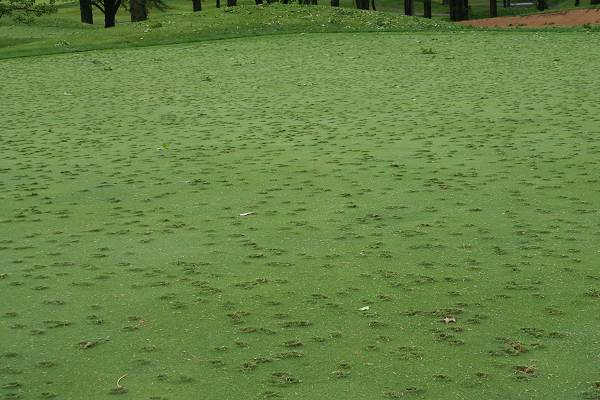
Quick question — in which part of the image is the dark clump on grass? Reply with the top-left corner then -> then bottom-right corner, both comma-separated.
269,372 -> 301,386
580,382 -> 600,400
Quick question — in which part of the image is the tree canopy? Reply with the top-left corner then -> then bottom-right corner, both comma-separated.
0,0 -> 56,22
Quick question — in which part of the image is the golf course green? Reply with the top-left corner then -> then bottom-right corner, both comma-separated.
1,4 -> 600,399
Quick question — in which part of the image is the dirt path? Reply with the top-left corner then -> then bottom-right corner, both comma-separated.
460,8 -> 600,27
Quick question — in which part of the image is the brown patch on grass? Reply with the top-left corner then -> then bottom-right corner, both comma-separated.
461,8 -> 600,28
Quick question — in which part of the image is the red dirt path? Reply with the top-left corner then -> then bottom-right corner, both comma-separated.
460,8 -> 600,27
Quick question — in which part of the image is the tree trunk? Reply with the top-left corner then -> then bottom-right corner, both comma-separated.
331,0 -> 339,5
404,0 -> 413,15
255,0 -> 263,4
463,0 -> 469,19
192,0 -> 201,11
591,0 -> 599,4
424,0 -> 431,17
104,12 -> 116,27
312,0 -> 318,4
449,0 -> 465,20
371,0 -> 376,9
104,0 -> 116,27
80,0 -> 93,23
536,0 -> 547,9
130,0 -> 147,22
356,0 -> 369,8
216,0 -> 220,7
490,0 -> 497,16
226,0 -> 236,5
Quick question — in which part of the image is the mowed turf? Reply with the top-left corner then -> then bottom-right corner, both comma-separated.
1,31 -> 600,400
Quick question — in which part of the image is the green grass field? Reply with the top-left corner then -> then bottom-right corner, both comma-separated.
2,3 -> 600,400
0,5 -> 464,59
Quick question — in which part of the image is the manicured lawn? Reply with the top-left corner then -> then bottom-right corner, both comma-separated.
1,26 -> 599,399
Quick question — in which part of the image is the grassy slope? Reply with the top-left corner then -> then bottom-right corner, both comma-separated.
0,4 -> 463,59
1,28 -> 600,400
1,0 -> 599,59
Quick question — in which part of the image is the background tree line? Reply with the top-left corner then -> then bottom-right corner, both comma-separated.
2,0 -> 596,31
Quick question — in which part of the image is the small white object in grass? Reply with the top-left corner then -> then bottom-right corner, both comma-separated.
359,306 -> 370,311
442,316 -> 456,324
239,212 -> 255,217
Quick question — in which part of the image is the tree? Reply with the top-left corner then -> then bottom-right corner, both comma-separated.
90,0 -> 164,28
536,0 -> 547,9
0,0 -> 56,23
80,0 -> 93,23
356,0 -> 369,9
489,0 -> 496,16
331,0 -> 339,6
404,0 -> 413,15
192,0 -> 201,11
91,0 -> 121,27
130,0 -> 147,21
449,0 -> 466,20
226,0 -> 235,6
424,0 -> 431,17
